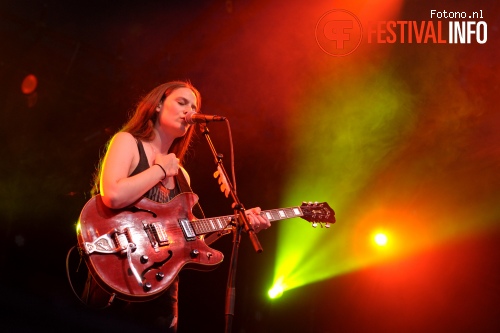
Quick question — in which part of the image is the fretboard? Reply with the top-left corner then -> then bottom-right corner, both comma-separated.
190,206 -> 304,235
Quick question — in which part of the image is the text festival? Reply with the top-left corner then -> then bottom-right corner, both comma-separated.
368,10 -> 487,44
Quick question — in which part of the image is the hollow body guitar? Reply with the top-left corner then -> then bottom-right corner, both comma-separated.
77,192 -> 335,301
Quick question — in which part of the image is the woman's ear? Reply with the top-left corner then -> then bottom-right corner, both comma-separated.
156,103 -> 162,111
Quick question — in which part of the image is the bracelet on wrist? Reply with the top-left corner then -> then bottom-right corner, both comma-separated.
154,163 -> 167,180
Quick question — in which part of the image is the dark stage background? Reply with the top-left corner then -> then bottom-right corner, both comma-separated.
1,1 -> 499,332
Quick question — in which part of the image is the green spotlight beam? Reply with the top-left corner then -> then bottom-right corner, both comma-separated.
274,67 -> 416,292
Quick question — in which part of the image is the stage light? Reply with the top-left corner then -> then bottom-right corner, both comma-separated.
268,285 -> 284,299
21,74 -> 38,95
268,278 -> 284,299
374,233 -> 388,246
21,74 -> 38,107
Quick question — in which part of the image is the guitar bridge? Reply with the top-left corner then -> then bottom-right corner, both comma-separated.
83,228 -> 135,255
143,222 -> 170,252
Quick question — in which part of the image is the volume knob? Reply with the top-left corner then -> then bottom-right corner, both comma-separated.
156,272 -> 165,281
190,249 -> 200,258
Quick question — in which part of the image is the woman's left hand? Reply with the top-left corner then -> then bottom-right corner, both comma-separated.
245,207 -> 271,233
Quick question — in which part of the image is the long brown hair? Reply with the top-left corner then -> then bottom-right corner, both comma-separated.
91,81 -> 201,195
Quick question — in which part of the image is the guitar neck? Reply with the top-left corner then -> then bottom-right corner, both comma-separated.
190,206 -> 304,236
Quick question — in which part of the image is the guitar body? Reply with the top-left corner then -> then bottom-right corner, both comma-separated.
77,192 -> 224,302
76,192 -> 335,302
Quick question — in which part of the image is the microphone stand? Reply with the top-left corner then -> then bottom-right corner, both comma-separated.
199,124 -> 263,333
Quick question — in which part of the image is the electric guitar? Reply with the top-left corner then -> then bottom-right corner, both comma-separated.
76,192 -> 335,301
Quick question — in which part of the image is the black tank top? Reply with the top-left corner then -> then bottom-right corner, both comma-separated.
128,139 -> 205,218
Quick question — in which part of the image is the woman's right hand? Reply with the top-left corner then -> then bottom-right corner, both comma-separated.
154,153 -> 180,189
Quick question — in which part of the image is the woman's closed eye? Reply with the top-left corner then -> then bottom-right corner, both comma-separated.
178,98 -> 195,109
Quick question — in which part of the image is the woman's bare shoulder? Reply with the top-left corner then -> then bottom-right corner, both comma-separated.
106,132 -> 138,159
110,131 -> 136,145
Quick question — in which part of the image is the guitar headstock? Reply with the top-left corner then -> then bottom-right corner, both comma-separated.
300,201 -> 336,228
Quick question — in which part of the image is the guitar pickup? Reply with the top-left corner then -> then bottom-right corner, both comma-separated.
179,218 -> 196,241
143,222 -> 170,252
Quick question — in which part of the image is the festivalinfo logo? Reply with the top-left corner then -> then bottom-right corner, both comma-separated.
315,8 -> 488,56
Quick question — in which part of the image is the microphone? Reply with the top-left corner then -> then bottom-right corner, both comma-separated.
185,111 -> 226,124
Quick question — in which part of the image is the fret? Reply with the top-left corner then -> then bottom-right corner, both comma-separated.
269,209 -> 281,221
283,208 -> 297,218
196,220 -> 204,234
201,219 -> 211,233
262,207 -> 303,222
194,219 -> 208,234
191,215 -> 233,235
191,220 -> 201,234
201,219 -> 209,232
208,219 -> 216,230
218,216 -> 232,229
203,219 -> 212,232
292,207 -> 302,216
188,206 -> 307,236
215,218 -> 224,229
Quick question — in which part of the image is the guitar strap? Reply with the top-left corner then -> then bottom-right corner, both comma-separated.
176,168 -> 231,246
175,169 -> 206,219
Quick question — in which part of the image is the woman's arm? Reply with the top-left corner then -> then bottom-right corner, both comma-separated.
99,132 -> 165,209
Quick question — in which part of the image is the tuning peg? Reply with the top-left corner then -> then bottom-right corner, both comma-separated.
312,222 -> 318,228
325,223 -> 330,228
